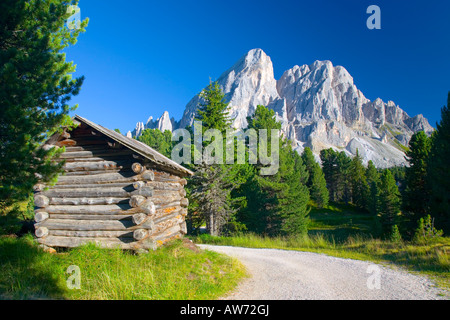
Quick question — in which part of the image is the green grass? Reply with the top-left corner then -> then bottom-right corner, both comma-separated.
0,235 -> 246,300
308,203 -> 375,241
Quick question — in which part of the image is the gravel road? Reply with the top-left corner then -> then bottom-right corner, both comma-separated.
198,245 -> 447,300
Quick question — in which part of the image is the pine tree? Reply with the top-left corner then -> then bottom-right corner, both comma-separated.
138,129 -> 173,158
0,0 -> 88,208
320,148 -> 351,203
338,152 -> 352,204
365,160 -> 381,216
301,147 -> 329,208
427,93 -> 450,233
320,148 -> 339,202
190,163 -> 246,236
245,106 -> 310,236
378,169 -> 402,233
403,131 -> 431,219
278,148 -> 311,235
188,81 -> 243,236
349,149 -> 369,209
196,81 -> 231,133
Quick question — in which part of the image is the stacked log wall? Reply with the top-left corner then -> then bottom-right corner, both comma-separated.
34,125 -> 188,250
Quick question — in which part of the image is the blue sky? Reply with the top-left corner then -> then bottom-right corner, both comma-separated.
67,0 -> 450,133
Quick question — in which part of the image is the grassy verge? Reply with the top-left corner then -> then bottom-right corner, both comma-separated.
0,235 -> 246,300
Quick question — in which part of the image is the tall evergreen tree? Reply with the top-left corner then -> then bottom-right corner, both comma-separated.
378,169 -> 402,233
320,148 -> 339,202
301,147 -> 329,208
320,148 -> 351,203
195,81 -> 231,133
338,152 -> 352,204
0,0 -> 88,208
243,105 -> 310,235
365,160 -> 381,216
137,128 -> 173,158
427,92 -> 450,233
403,131 -> 431,219
349,149 -> 369,209
188,81 -> 243,236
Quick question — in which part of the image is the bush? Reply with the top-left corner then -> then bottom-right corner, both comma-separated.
390,225 -> 403,243
0,194 -> 35,236
414,215 -> 444,244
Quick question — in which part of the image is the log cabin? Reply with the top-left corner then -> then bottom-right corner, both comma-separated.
33,115 -> 193,251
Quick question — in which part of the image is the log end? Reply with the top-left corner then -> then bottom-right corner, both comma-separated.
180,198 -> 189,208
141,170 -> 155,181
132,181 -> 146,190
34,195 -> 50,208
35,212 -> 49,223
132,213 -> 148,225
129,195 -> 146,208
141,201 -> 156,216
133,229 -> 149,241
132,163 -> 145,174
180,222 -> 187,235
33,184 -> 46,192
35,227 -> 49,238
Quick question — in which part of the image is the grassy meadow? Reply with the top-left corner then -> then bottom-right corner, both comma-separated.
0,235 -> 246,300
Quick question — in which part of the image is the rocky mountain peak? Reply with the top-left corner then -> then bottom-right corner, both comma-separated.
132,49 -> 433,168
131,110 -> 174,137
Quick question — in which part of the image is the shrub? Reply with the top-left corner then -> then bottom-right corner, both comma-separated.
414,215 -> 444,244
390,225 -> 403,243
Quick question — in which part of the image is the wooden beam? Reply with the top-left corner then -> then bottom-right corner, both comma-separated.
63,161 -> 130,172
48,230 -> 133,238
37,186 -> 154,198
45,197 -> 129,206
35,218 -> 154,231
37,236 -> 156,250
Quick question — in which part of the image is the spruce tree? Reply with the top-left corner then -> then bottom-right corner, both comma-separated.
320,148 -> 339,202
403,131 -> 431,219
0,0 -> 88,208
196,81 -> 231,133
338,152 -> 352,204
244,105 -> 310,236
138,129 -> 173,158
320,148 -> 351,203
427,93 -> 450,233
301,147 -> 329,208
188,81 -> 243,236
349,149 -> 369,209
366,160 -> 381,216
378,169 -> 402,233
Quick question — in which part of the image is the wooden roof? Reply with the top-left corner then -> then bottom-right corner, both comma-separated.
71,115 -> 193,177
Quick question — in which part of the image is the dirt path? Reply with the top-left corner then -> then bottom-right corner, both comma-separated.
198,245 -> 447,300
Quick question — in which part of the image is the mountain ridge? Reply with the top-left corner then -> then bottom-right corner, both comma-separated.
130,48 -> 433,168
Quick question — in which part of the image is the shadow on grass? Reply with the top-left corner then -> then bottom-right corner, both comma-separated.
0,235 -> 67,300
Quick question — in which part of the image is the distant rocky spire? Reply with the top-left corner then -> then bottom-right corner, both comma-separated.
131,49 -> 434,168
